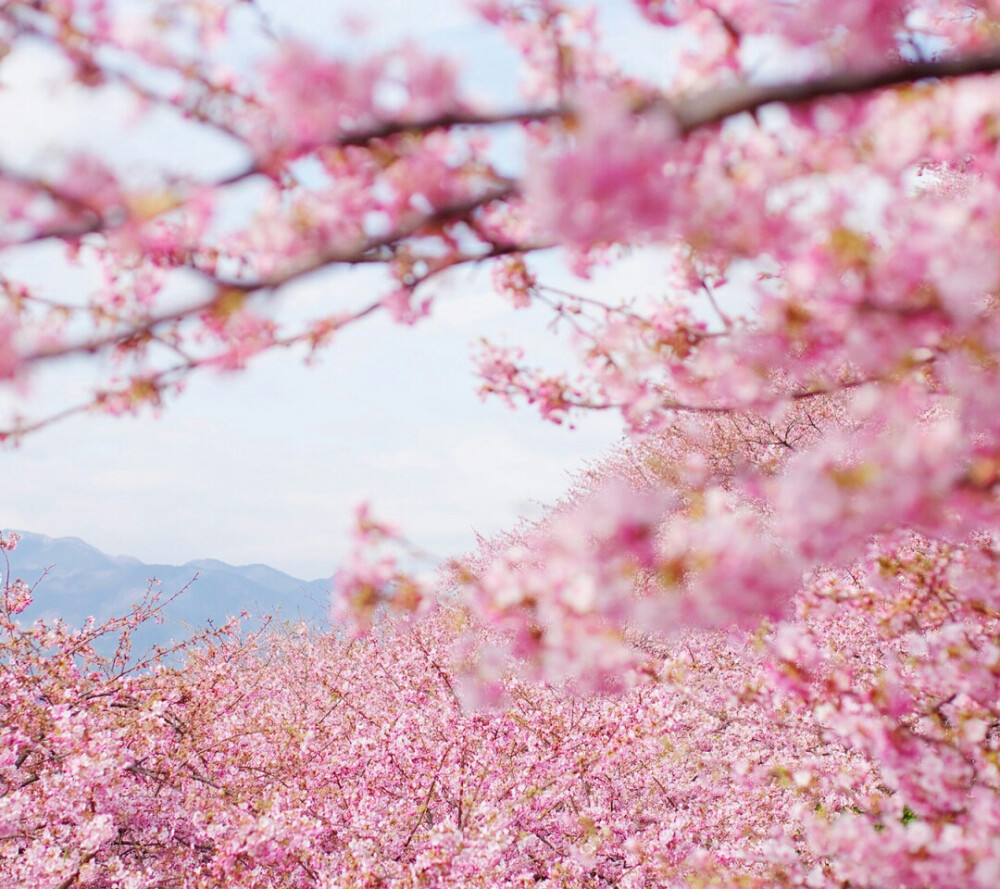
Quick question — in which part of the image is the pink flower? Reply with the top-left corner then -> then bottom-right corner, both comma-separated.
527,88 -> 681,247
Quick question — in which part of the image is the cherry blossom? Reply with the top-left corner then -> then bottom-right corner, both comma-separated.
7,0 -> 1000,885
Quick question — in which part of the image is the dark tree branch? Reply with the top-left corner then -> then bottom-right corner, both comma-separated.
667,47 -> 1000,133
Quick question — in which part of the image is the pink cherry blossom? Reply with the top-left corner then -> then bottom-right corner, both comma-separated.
7,1 -> 1000,885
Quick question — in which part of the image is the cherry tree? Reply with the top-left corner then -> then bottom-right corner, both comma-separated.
6,523 -> 999,887
0,535 -> 910,887
6,0 -> 1000,886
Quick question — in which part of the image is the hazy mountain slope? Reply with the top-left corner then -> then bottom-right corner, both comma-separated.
4,531 -> 331,651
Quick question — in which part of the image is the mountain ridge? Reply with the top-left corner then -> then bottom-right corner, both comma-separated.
2,530 -> 332,650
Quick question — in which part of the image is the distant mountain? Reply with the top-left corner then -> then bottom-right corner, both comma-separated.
3,531 -> 332,653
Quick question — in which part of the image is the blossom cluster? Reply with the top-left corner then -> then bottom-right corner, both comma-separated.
7,523 -> 1000,887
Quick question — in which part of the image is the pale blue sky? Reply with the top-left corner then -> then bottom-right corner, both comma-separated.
0,0 -> 681,579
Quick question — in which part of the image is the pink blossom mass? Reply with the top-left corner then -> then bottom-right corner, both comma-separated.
5,0 -> 1000,886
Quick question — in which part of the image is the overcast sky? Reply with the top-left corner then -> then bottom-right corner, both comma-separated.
0,0 -> 682,581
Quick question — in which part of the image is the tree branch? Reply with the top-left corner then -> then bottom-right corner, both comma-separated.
667,47 -> 1000,133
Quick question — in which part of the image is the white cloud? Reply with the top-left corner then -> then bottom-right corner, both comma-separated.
365,449 -> 447,472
